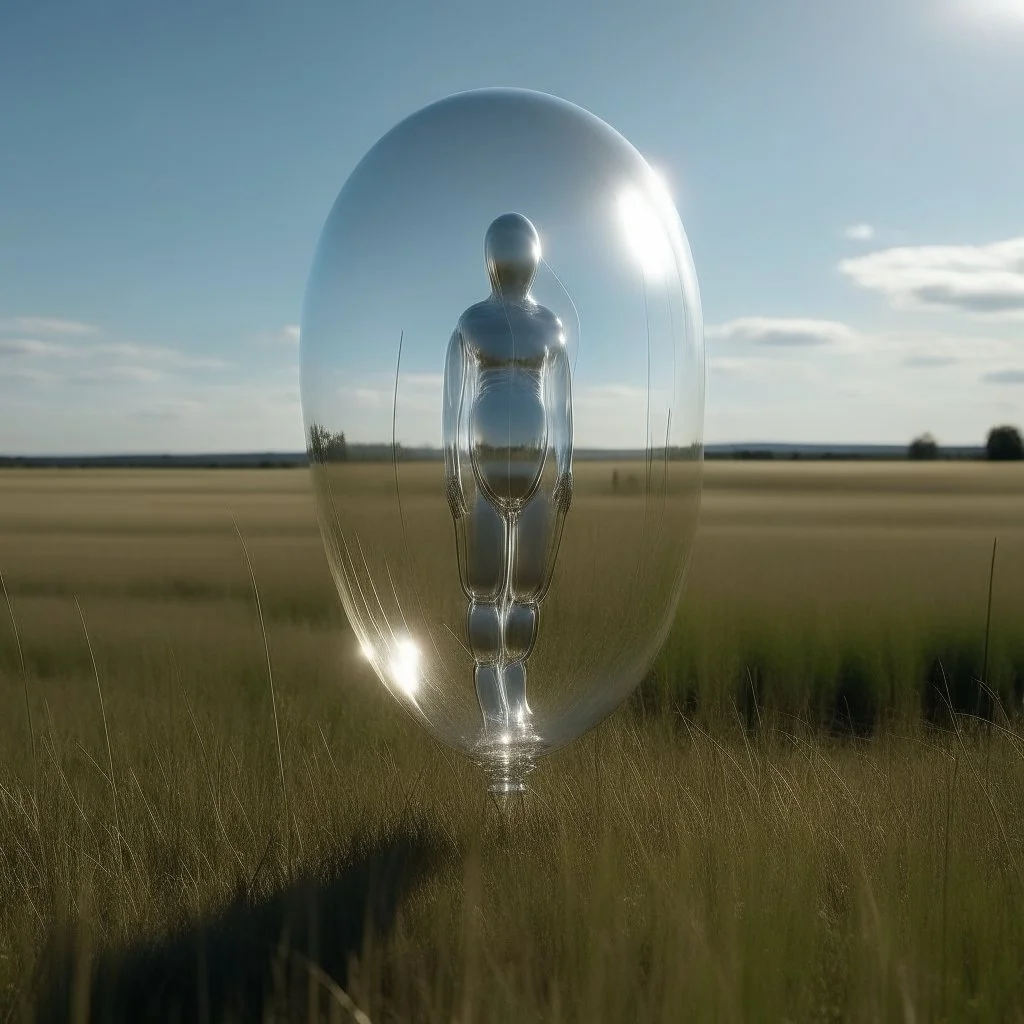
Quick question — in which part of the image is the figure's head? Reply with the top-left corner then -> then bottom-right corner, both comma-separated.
485,213 -> 540,299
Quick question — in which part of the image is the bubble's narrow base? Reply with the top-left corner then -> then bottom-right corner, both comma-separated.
487,776 -> 528,796
479,744 -> 536,797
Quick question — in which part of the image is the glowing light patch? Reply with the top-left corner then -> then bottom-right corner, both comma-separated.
973,0 -> 1024,23
389,638 -> 422,697
618,188 -> 673,278
648,168 -> 675,215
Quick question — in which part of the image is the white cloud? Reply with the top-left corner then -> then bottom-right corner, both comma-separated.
337,373 -> 442,408
889,329 -> 1016,364
703,315 -> 1024,445
983,369 -> 1024,385
708,357 -> 749,377
1,374 -> 304,455
71,366 -> 165,384
569,383 -> 654,406
709,317 -> 1017,369
842,223 -> 875,241
707,317 -> 859,348
1,311 -> 236,375
0,326 -> 229,375
0,316 -> 98,336
128,400 -> 203,421
902,354 -> 958,369
3,367 -> 57,385
348,387 -> 389,409
0,313 -> 298,454
0,338 -> 74,358
568,383 -> 671,449
706,355 -> 820,382
402,372 -> 444,390
254,324 -> 300,347
91,342 -> 228,370
839,236 -> 1024,317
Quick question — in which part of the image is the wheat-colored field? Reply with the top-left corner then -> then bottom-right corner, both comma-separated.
1,463 -> 1023,1021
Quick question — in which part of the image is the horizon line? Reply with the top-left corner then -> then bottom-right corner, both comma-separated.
0,440 -> 989,462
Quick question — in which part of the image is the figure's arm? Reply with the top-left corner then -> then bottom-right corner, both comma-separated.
443,328 -> 468,519
549,322 -> 573,514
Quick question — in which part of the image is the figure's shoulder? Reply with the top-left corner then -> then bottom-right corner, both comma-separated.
527,300 -> 560,325
531,302 -> 565,343
458,299 -> 496,331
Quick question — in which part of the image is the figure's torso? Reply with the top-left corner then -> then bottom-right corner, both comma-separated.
459,298 -> 563,509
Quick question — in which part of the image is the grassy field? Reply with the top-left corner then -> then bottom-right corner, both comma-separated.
1,463 -> 1023,1020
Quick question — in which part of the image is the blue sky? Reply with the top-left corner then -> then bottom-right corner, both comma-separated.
1,0 -> 1023,453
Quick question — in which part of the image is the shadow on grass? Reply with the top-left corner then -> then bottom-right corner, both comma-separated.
923,641 -> 990,725
34,823 -> 449,1023
829,652 -> 879,738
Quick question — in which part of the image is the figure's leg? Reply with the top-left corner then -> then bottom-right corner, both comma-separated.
462,494 -> 509,733
468,601 -> 504,732
502,602 -> 537,728
505,488 -> 565,730
512,485 -> 566,604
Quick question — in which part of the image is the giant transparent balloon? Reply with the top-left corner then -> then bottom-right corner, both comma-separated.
300,89 -> 704,792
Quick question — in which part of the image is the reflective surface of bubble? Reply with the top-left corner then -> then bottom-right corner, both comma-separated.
301,89 -> 704,791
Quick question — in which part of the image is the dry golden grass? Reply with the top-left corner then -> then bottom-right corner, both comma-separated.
0,463 -> 1022,1021
2,462 -> 1020,723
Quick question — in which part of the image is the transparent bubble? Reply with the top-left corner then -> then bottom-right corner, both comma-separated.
300,88 -> 704,793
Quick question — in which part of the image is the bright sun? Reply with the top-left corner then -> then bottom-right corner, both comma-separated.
958,0 -> 1024,25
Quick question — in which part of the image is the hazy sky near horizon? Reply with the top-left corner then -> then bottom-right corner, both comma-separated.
2,0 -> 1023,453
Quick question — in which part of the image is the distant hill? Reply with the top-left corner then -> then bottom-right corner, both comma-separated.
0,452 -> 310,469
0,442 -> 987,468
705,443 -> 985,461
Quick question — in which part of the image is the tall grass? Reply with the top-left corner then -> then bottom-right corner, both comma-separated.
0,464 -> 1022,1020
3,689 -> 1023,1020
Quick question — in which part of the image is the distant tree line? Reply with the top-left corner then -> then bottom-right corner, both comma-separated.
305,429 -> 443,464
908,425 -> 1022,462
986,425 -> 1024,461
908,433 -> 939,460
307,423 -> 349,463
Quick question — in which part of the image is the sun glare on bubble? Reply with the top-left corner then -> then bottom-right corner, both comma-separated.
388,637 -> 422,697
618,188 -> 673,279
648,168 -> 676,215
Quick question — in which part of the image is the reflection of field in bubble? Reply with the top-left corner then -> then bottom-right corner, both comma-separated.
1,462 -> 1024,1017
